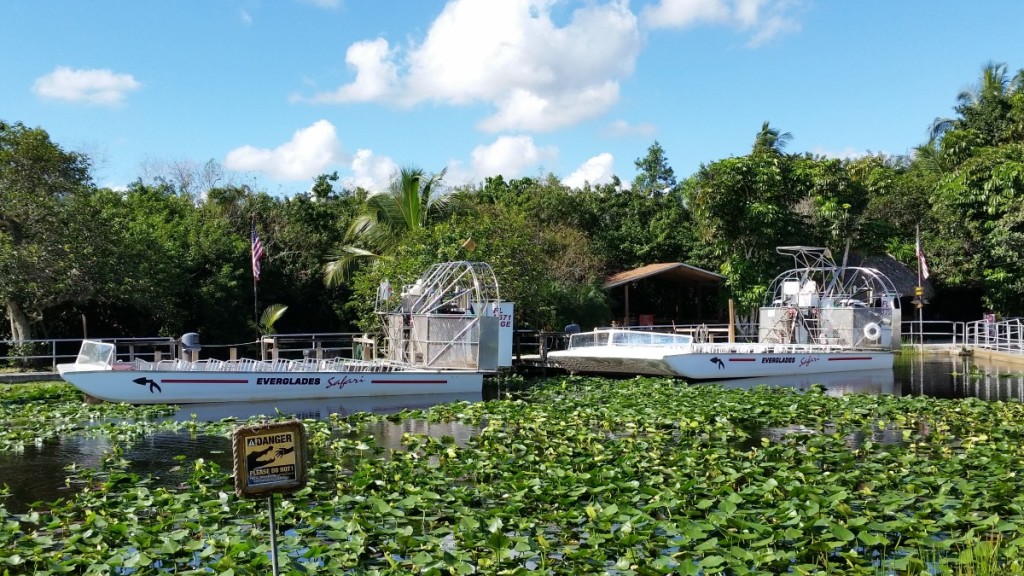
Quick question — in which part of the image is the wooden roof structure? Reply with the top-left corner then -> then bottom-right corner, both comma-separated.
604,263 -> 724,326
604,263 -> 724,289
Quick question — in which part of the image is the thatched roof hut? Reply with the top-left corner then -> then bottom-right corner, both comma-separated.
844,253 -> 934,299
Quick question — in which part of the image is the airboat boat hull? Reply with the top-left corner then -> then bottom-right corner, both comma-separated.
546,333 -> 892,379
548,247 -> 899,380
57,261 -> 513,404
57,361 -> 483,404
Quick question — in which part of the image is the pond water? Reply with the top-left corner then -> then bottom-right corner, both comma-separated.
1,353 -> 1022,514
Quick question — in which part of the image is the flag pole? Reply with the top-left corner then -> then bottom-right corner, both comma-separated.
916,224 -> 923,352
251,218 -> 263,330
253,269 -> 259,327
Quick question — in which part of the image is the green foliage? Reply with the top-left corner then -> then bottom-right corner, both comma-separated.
258,304 -> 288,335
924,62 -> 1024,315
685,139 -> 809,311
325,166 -> 451,286
632,140 -> 677,197
346,207 -> 560,331
0,121 -> 95,340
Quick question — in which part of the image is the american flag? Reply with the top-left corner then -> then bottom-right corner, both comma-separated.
916,226 -> 929,279
251,225 -> 265,281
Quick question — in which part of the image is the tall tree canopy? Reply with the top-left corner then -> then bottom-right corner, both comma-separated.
1,121 -> 100,340
926,62 -> 1024,314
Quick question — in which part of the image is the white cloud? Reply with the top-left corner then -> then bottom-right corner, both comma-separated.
343,149 -> 399,191
606,119 -> 657,137
224,120 -> 344,181
811,146 -> 874,160
306,0 -> 642,131
641,0 -> 731,27
32,66 -> 141,106
562,153 -> 617,188
478,82 -> 621,133
306,39 -> 399,103
641,0 -> 802,45
441,159 -> 477,187
240,9 -> 253,25
298,0 -> 341,8
470,135 -> 557,180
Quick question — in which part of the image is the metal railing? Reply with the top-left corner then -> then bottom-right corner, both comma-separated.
900,320 -> 966,346
962,318 -> 1024,354
0,333 -> 376,371
258,332 -> 370,362
0,337 -> 178,371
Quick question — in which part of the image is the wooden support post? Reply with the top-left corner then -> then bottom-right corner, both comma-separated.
728,299 -> 735,343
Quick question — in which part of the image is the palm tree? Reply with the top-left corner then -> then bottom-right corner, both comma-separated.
751,121 -> 792,155
929,61 -> 1017,141
324,166 -> 450,286
912,138 -> 950,178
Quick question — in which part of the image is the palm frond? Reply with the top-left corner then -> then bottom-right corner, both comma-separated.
324,245 -> 378,287
259,304 -> 289,335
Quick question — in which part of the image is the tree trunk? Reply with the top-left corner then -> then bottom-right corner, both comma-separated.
5,299 -> 32,342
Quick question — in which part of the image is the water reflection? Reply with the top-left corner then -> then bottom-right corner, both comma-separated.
898,353 -> 1024,401
707,368 -> 896,396
0,392 -> 484,514
166,391 -> 483,422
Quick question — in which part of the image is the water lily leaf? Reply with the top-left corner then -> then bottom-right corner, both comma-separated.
700,555 -> 725,567
487,517 -> 503,533
411,551 -> 433,565
830,523 -> 855,541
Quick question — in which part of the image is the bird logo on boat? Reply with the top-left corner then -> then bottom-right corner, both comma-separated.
710,357 -> 725,370
132,377 -> 162,394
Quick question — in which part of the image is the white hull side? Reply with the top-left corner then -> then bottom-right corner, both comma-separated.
546,348 -> 679,377
665,351 -> 893,379
546,348 -> 892,380
56,365 -> 482,404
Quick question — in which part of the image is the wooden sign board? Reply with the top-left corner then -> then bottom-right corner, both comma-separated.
232,420 -> 308,498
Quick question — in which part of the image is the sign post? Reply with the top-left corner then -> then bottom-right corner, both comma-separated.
232,420 -> 308,576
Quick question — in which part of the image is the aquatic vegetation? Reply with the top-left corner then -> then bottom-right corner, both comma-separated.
3,378 -> 1024,573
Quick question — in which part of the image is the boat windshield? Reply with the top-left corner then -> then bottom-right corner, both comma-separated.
612,331 -> 692,347
568,332 -> 608,348
568,330 -> 692,349
75,340 -> 115,368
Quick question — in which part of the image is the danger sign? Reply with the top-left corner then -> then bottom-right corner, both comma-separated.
232,420 -> 308,498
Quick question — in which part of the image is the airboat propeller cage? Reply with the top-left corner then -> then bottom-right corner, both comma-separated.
758,247 -> 902,349
377,261 -> 513,370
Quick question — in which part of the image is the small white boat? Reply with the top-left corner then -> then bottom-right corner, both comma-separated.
58,261 -> 514,404
547,247 -> 900,380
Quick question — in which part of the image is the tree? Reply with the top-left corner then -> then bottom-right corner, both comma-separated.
0,121 -> 95,341
324,167 -> 452,286
930,62 -> 1023,145
921,62 -> 1024,315
752,121 -> 793,155
685,124 -> 809,312
632,141 -> 677,198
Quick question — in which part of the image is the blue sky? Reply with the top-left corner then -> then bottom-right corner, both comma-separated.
5,0 -> 1024,195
